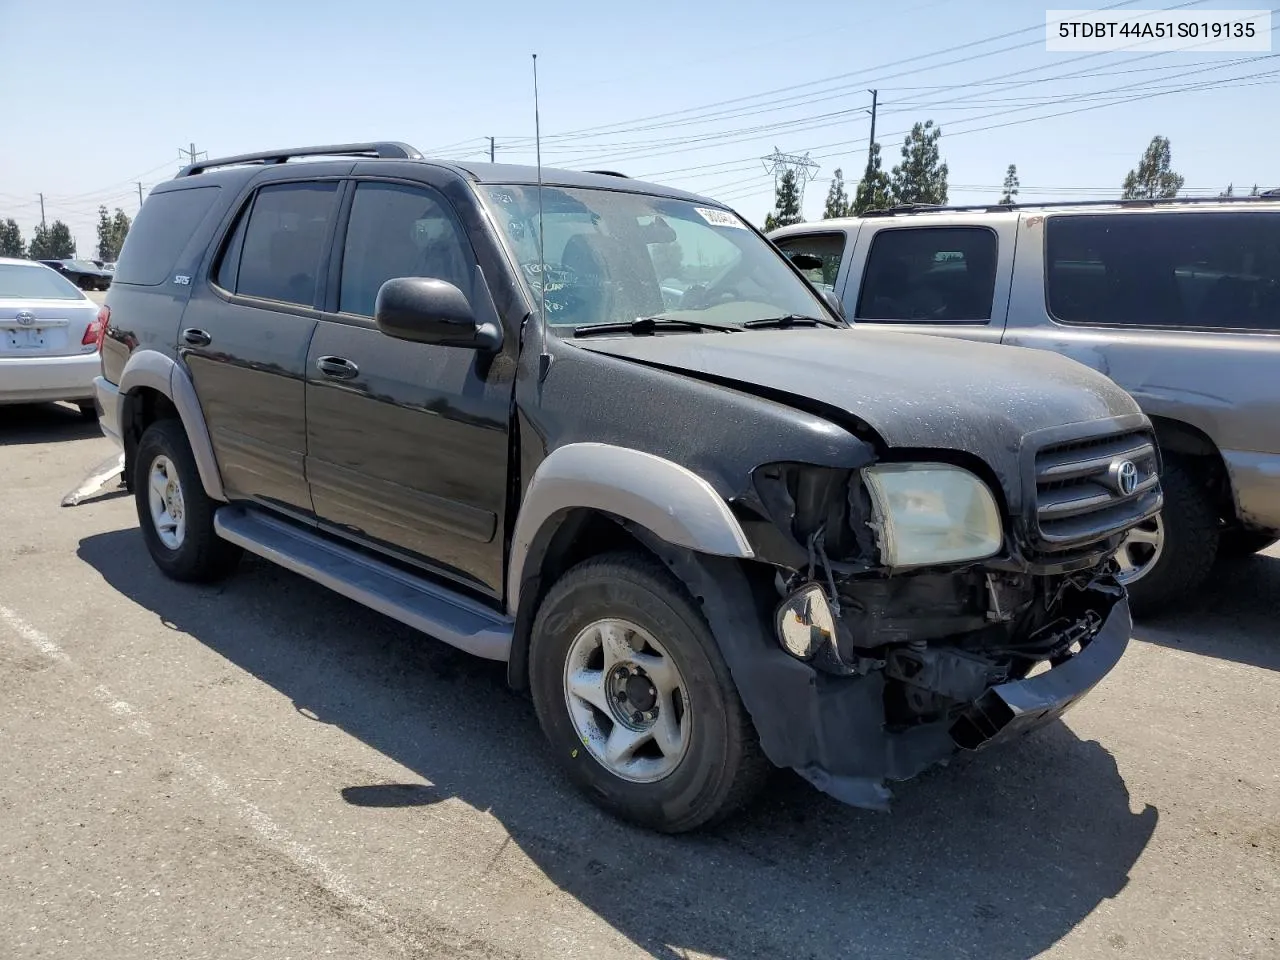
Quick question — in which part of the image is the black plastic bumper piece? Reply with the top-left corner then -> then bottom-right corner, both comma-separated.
949,597 -> 1131,751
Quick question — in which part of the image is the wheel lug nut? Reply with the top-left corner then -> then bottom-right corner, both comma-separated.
631,711 -> 643,723
614,690 -> 627,702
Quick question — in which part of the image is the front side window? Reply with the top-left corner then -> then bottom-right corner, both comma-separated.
225,181 -> 339,306
477,185 -> 834,330
1046,212 -> 1280,331
773,233 -> 848,293
0,263 -> 84,300
339,182 -> 474,318
856,226 -> 998,322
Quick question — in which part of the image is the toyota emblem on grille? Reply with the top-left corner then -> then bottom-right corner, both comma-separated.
1110,459 -> 1139,496
15,311 -> 35,326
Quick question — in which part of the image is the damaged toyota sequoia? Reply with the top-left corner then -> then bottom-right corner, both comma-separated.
93,142 -> 1162,832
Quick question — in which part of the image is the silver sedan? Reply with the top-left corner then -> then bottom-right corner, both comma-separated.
0,257 -> 105,418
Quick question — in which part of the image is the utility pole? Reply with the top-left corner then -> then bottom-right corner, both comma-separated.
136,182 -> 146,209
865,89 -> 878,177
488,137 -> 495,162
39,193 -> 46,229
178,142 -> 208,169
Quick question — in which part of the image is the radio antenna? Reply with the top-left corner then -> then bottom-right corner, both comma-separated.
533,53 -> 548,327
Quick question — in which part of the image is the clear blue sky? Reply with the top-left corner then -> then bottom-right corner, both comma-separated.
1,0 -> 1274,256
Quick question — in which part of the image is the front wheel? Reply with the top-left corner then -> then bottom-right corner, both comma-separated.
528,553 -> 769,833
1119,457 -> 1218,617
134,419 -> 241,582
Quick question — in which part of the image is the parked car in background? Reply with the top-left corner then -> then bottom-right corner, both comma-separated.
769,196 -> 1280,615
93,141 -> 1159,832
0,257 -> 106,418
38,258 -> 113,291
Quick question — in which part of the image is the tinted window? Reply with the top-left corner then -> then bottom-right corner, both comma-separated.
1046,212 -> 1280,331
773,233 -> 847,292
231,182 -> 338,306
0,263 -> 84,300
339,182 -> 473,317
113,186 -> 222,286
857,226 -> 998,322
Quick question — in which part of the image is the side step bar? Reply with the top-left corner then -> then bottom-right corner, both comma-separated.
213,506 -> 513,661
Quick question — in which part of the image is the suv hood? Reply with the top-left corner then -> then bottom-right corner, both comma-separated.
576,327 -> 1142,501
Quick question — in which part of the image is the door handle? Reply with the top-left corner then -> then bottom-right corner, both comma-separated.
181,328 -> 212,347
316,355 -> 359,380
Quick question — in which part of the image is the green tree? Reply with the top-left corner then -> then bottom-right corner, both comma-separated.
29,220 -> 75,259
96,205 -> 132,261
763,169 -> 804,231
852,142 -> 892,214
822,168 -> 850,219
111,208 -> 131,258
0,218 -> 24,258
889,120 -> 948,206
999,163 -> 1020,204
1121,135 -> 1184,199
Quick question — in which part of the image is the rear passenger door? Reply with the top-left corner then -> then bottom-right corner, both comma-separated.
303,179 -> 513,599
181,179 -> 340,520
841,220 -> 1016,343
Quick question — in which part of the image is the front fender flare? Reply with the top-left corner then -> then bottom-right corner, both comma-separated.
506,442 -> 753,617
118,349 -> 226,502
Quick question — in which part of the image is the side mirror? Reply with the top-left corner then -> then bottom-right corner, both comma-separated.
788,252 -> 824,271
374,277 -> 503,351
820,289 -> 846,319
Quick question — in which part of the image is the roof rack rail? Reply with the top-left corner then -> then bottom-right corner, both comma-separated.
859,194 -> 1278,217
177,142 -> 423,178
584,169 -> 630,178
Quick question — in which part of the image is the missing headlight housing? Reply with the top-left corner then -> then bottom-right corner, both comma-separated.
862,463 -> 1003,570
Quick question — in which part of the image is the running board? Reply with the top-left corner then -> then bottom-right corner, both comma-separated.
213,506 -> 513,661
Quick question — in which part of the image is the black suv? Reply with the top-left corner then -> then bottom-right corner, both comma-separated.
94,142 -> 1159,832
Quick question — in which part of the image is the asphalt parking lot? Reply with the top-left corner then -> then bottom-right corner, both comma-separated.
2,403 -> 1277,960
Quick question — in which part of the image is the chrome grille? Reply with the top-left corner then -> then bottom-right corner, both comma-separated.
1033,430 -> 1161,548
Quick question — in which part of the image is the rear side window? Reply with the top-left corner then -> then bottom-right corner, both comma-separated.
220,182 -> 339,306
773,233 -> 847,293
1046,212 -> 1280,331
113,186 -> 222,286
856,226 -> 998,322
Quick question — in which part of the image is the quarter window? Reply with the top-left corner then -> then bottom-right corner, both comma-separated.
856,226 -> 998,322
1046,212 -> 1280,331
773,233 -> 847,293
221,182 -> 339,306
338,182 -> 474,318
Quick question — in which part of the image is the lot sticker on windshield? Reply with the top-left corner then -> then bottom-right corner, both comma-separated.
694,207 -> 747,229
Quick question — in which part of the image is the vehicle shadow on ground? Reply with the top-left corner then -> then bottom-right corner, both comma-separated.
80,528 -> 1157,960
0,403 -> 99,446
1132,552 -> 1280,673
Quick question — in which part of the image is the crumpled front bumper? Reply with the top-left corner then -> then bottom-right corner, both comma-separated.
793,592 -> 1132,811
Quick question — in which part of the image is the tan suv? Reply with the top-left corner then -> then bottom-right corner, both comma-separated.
770,198 -> 1280,615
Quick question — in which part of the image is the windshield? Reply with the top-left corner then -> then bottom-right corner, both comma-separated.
0,263 -> 85,299
478,185 -> 836,331
65,260 -> 101,271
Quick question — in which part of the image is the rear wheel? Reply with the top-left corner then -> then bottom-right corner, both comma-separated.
77,276 -> 95,291
134,419 -> 241,582
1120,457 -> 1218,617
528,552 -> 769,833
77,402 -> 97,422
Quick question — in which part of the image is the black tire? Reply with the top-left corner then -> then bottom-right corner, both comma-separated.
134,418 -> 241,583
1125,456 -> 1218,617
77,276 -> 95,291
1218,529 -> 1278,559
528,552 -> 770,833
77,402 -> 97,422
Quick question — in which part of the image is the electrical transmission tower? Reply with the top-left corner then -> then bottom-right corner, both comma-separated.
762,147 -> 819,205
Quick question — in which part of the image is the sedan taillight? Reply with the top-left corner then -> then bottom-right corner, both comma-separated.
83,305 -> 110,349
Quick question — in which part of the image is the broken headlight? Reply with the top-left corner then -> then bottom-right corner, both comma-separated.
862,463 -> 1003,569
